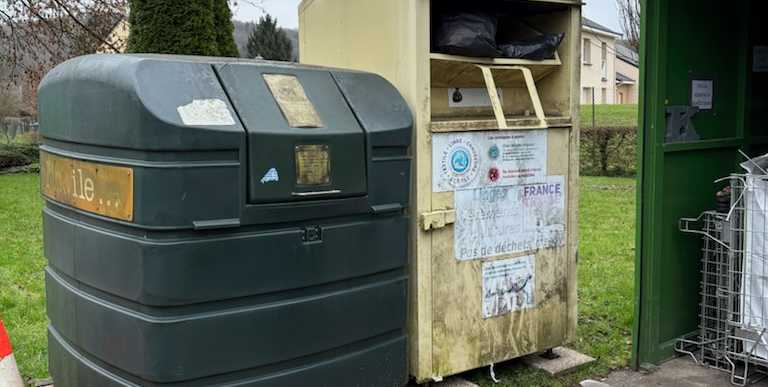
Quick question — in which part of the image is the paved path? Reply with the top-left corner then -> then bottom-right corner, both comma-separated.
592,357 -> 768,387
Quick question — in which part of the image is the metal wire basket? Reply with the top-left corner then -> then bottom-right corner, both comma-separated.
677,211 -> 736,375
676,174 -> 768,385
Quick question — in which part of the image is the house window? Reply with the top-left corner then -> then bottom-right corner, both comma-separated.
583,87 -> 593,103
601,42 -> 608,80
583,38 -> 592,64
601,88 -> 608,104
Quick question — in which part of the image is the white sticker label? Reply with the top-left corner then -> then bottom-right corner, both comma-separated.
177,99 -> 236,126
260,168 -> 279,184
755,46 -> 768,73
691,80 -> 714,110
455,176 -> 566,261
448,87 -> 503,108
482,255 -> 535,318
432,130 -> 547,192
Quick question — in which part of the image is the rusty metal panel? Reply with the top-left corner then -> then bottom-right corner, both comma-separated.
40,151 -> 134,221
263,74 -> 323,128
295,144 -> 331,185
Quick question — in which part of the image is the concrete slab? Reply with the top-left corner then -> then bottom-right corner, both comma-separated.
603,357 -> 768,387
431,376 -> 479,387
580,380 -> 611,387
522,347 -> 596,376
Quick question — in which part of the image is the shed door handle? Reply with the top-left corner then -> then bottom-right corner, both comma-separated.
292,190 -> 341,197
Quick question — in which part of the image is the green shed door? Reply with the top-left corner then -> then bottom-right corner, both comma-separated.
633,0 -> 765,368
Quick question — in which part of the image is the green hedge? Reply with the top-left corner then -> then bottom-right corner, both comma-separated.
579,105 -> 638,177
580,127 -> 636,177
0,143 -> 39,169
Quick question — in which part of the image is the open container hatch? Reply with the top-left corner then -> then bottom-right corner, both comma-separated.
429,1 -> 574,131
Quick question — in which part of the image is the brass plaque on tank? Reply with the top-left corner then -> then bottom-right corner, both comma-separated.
295,145 -> 330,185
40,152 -> 134,221
263,74 -> 323,128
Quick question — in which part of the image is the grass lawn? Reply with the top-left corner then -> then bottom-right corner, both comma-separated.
0,174 -> 636,385
469,176 -> 637,386
0,173 -> 47,379
580,104 -> 638,129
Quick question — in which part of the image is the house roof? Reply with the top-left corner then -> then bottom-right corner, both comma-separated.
582,17 -> 622,37
616,42 -> 640,67
616,72 -> 635,83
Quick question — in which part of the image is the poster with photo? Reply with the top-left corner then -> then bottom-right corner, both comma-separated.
482,255 -> 535,318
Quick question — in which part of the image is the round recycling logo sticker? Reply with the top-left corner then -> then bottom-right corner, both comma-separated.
451,149 -> 470,173
439,137 -> 480,189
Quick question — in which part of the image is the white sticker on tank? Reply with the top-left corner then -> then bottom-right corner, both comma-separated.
260,168 -> 279,184
177,99 -> 236,126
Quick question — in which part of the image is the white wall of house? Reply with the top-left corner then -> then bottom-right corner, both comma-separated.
615,57 -> 639,104
580,28 -> 619,105
98,19 -> 130,53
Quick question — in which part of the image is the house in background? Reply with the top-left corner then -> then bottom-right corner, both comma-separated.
615,42 -> 639,104
0,58 -> 45,117
580,17 -> 639,105
98,19 -> 130,54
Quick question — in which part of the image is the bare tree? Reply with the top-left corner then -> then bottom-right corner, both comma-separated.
616,0 -> 640,51
0,0 -> 267,113
0,0 -> 128,112
0,91 -> 21,142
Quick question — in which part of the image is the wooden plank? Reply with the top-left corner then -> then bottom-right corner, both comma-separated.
565,5 -> 581,345
477,65 -> 508,129
429,117 -> 572,132
412,0 -> 435,379
513,65 -> 548,128
431,59 -> 560,89
429,52 -> 561,67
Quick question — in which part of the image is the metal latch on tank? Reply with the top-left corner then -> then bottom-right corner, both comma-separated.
420,209 -> 456,231
301,226 -> 323,243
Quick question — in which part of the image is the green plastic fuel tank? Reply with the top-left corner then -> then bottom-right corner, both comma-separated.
38,54 -> 412,386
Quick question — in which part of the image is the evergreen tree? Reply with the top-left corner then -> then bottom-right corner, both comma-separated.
212,0 -> 240,57
246,15 -> 293,61
127,0 -> 239,57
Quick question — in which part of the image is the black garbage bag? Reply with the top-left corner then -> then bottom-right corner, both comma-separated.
497,21 -> 565,60
498,32 -> 565,60
433,11 -> 500,58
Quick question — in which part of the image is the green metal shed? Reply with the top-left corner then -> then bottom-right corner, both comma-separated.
634,0 -> 768,368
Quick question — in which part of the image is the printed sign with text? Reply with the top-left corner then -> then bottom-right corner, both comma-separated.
455,176 -> 566,261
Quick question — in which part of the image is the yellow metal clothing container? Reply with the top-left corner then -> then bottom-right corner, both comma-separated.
300,0 -> 581,381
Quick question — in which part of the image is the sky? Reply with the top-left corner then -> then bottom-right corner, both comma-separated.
232,0 -> 623,35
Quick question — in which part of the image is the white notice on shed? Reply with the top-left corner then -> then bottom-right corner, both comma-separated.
432,130 -> 547,192
691,80 -> 714,110
455,176 -> 566,261
482,255 -> 535,319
